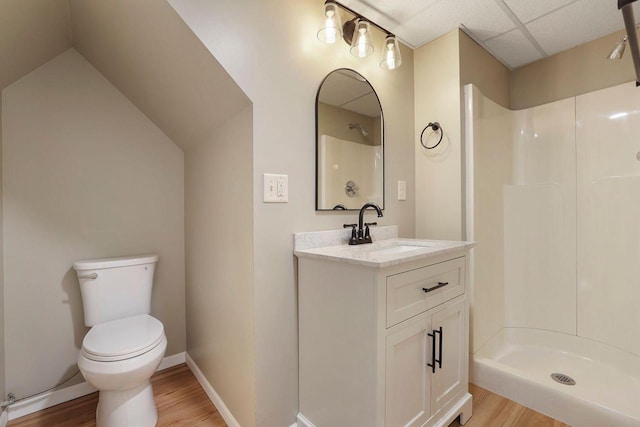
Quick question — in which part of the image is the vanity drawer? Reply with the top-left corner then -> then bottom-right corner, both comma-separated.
386,257 -> 465,328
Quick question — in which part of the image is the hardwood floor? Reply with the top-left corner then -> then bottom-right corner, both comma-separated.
8,364 -> 227,427
449,383 -> 569,427
8,367 -> 568,427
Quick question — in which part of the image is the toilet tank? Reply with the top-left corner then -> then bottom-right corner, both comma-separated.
73,254 -> 158,326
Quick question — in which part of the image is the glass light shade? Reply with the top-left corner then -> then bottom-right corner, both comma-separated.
317,2 -> 342,44
380,35 -> 402,70
350,20 -> 374,58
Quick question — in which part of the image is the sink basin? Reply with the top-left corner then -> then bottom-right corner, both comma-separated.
366,243 -> 436,257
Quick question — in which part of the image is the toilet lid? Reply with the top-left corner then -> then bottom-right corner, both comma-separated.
82,314 -> 164,362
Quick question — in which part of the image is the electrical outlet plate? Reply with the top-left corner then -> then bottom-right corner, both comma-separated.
264,173 -> 288,202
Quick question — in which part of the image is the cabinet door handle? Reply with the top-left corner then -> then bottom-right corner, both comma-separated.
422,281 -> 449,293
427,327 -> 443,373
427,329 -> 437,373
435,326 -> 443,369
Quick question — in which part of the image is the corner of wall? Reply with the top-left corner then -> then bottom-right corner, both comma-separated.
184,103 -> 255,427
0,99 -> 5,406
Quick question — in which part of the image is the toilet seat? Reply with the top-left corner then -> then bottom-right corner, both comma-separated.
82,314 -> 164,362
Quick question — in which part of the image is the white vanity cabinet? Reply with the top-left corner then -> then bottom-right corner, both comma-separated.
295,239 -> 473,427
386,295 -> 466,426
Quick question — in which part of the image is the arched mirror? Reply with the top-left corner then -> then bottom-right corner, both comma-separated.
315,69 -> 384,211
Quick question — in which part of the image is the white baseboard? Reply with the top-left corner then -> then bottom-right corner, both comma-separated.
157,351 -> 186,371
185,353 -> 240,427
0,408 -> 8,427
296,413 -> 314,427
8,351 -> 186,421
8,380 -> 97,420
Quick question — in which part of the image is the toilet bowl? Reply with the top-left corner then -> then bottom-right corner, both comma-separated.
73,254 -> 165,427
78,314 -> 167,427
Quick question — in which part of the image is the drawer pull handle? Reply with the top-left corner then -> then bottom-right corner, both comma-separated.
422,281 -> 449,293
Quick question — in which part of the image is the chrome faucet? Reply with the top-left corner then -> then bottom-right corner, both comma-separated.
343,203 -> 383,245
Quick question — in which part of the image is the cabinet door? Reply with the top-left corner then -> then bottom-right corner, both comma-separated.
385,313 -> 431,427
430,297 -> 465,415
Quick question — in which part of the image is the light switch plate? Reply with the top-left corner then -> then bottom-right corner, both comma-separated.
264,173 -> 288,202
398,180 -> 407,201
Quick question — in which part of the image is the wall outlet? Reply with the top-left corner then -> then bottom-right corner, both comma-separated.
264,173 -> 288,202
398,180 -> 407,201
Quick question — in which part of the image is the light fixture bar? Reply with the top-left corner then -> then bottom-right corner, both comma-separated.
327,0 -> 397,43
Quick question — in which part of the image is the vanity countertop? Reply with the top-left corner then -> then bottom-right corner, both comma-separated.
294,237 -> 475,268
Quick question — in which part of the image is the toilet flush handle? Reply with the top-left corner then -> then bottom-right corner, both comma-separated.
78,273 -> 98,280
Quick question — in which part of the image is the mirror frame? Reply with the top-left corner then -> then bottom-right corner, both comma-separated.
315,68 -> 385,211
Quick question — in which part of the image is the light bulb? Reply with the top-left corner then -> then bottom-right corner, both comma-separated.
380,35 -> 402,70
317,2 -> 342,44
350,20 -> 374,58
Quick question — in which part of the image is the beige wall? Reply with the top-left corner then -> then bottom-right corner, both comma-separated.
511,29 -> 636,109
415,29 -> 510,241
169,1 -> 416,425
415,30 -> 463,240
459,31 -> 510,109
68,0 -> 248,150
0,0 -> 71,91
1,49 -> 185,398
185,105 -> 254,427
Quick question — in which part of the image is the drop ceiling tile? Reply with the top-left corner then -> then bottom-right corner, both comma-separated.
398,0 -> 517,46
525,0 -> 635,56
483,28 -> 544,68
342,92 -> 381,117
339,0 -> 441,26
502,0 -> 578,24
320,72 -> 372,108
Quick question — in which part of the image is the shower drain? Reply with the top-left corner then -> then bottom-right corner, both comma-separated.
550,373 -> 576,386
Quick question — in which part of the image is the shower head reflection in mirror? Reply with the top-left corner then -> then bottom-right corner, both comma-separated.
349,122 -> 368,136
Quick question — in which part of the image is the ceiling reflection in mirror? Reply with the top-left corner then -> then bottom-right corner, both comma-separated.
316,69 -> 384,211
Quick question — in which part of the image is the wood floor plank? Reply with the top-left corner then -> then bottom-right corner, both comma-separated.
8,364 -> 227,427
449,383 -> 569,427
8,371 -> 568,427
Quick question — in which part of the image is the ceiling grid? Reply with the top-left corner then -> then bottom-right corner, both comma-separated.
340,0 -> 640,68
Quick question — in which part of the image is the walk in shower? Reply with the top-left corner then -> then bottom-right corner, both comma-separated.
465,82 -> 640,427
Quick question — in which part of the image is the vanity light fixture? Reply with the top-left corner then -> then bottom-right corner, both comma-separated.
317,0 -> 403,70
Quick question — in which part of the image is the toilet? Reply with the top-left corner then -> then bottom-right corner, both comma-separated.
74,254 -> 167,427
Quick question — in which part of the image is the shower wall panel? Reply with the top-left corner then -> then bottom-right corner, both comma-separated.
469,81 -> 640,355
576,82 -> 640,357
504,99 -> 576,335
466,85 -> 511,353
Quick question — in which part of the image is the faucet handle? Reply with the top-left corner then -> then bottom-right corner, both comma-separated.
363,222 -> 378,240
344,223 -> 358,245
